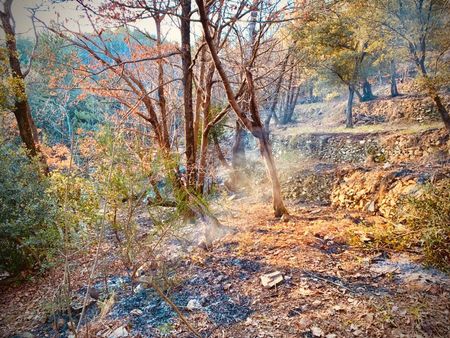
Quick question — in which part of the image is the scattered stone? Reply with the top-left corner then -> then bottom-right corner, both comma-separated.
198,241 -> 208,251
366,200 -> 376,213
110,325 -> 129,338
326,334 -> 337,338
281,214 -> 291,222
311,326 -> 324,337
88,287 -> 100,300
186,299 -> 202,311
312,300 -> 322,307
223,283 -> 232,291
16,332 -> 34,338
130,308 -> 143,316
260,271 -> 284,288
56,318 -> 65,329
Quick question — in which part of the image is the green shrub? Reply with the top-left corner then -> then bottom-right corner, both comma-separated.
396,179 -> 450,271
0,144 -> 60,274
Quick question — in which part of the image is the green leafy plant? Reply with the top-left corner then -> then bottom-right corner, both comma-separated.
396,180 -> 450,271
0,144 -> 60,274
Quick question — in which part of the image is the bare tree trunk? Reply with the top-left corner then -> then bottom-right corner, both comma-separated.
197,66 -> 215,193
286,85 -> 301,123
346,86 -> 355,128
431,94 -> 450,130
390,60 -> 399,97
361,78 -> 375,102
414,55 -> 450,131
181,0 -> 196,187
212,134 -> 229,168
194,44 -> 207,154
0,0 -> 48,172
196,0 -> 288,216
155,16 -> 170,148
258,133 -> 286,217
264,52 -> 290,130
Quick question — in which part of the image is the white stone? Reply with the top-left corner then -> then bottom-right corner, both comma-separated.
311,326 -> 324,337
130,308 -> 143,316
109,326 -> 129,338
260,271 -> 284,288
186,299 -> 202,311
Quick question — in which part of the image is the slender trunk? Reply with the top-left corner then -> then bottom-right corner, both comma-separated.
181,0 -> 195,187
390,60 -> 399,97
212,134 -> 229,168
308,83 -> 313,100
196,0 -> 288,216
286,85 -> 301,123
346,86 -> 354,128
0,2 -> 48,172
196,66 -> 214,193
414,54 -> 450,131
232,122 -> 246,168
431,94 -> 450,130
281,64 -> 295,124
231,116 -> 247,181
361,78 -> 375,102
258,133 -> 287,217
155,17 -> 170,148
355,88 -> 363,102
230,121 -> 246,188
264,52 -> 290,130
194,45 -> 207,154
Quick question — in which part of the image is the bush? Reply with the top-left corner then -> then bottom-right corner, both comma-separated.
396,179 -> 450,271
0,144 -> 60,274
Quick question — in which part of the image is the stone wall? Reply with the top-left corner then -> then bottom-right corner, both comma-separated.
273,128 -> 449,165
353,94 -> 449,124
281,164 -> 336,204
273,133 -> 383,164
330,166 -> 450,218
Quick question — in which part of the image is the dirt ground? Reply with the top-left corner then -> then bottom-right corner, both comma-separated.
1,194 -> 449,338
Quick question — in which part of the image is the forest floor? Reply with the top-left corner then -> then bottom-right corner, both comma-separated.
1,194 -> 449,338
1,95 -> 449,337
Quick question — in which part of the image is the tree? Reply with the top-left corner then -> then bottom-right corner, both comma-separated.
196,0 -> 289,217
0,0 -> 48,170
291,0 -> 385,128
369,0 -> 450,130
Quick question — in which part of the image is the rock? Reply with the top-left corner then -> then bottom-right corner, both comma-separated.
260,271 -> 284,288
134,284 -> 144,293
88,287 -> 100,300
56,318 -> 66,329
130,308 -> 143,316
110,325 -> 129,338
17,333 -> 34,338
326,334 -> 337,338
281,214 -> 291,222
198,241 -> 209,251
223,283 -> 232,291
367,201 -> 375,212
311,326 -> 324,337
186,299 -> 202,311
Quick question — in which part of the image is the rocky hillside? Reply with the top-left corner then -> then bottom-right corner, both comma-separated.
271,94 -> 450,222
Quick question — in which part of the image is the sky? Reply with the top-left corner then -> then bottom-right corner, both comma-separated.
10,0 -> 183,42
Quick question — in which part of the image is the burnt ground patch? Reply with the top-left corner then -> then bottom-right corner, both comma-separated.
30,268 -> 253,337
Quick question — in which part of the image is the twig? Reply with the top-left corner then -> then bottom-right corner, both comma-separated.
303,272 -> 353,293
151,281 -> 202,338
